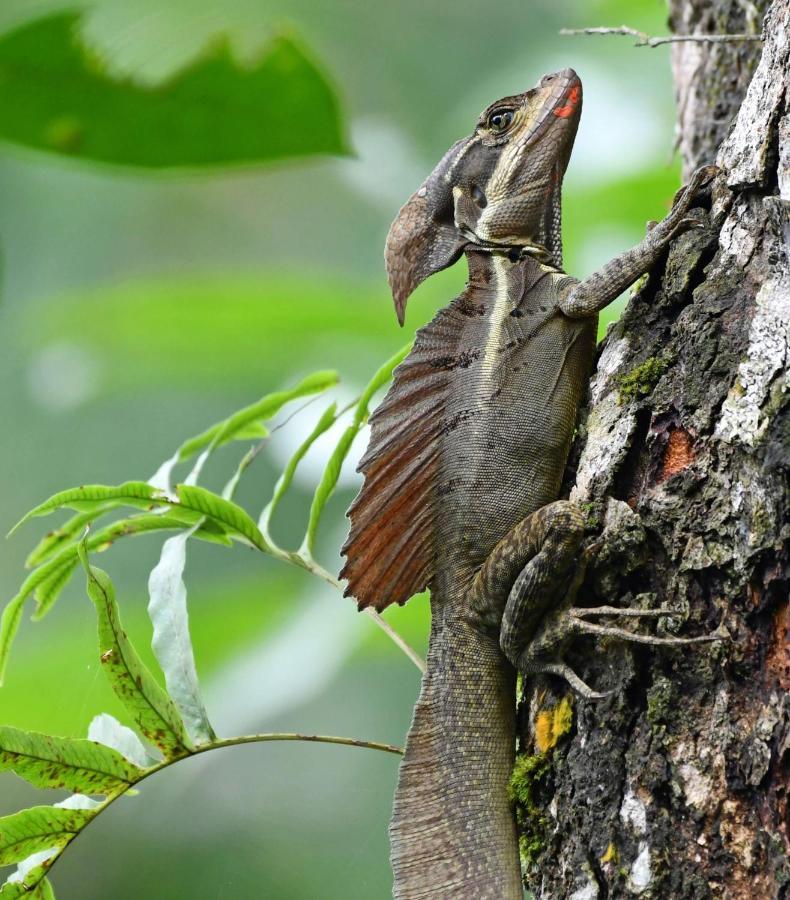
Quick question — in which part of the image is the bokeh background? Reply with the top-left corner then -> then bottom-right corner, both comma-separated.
1,0 -> 681,896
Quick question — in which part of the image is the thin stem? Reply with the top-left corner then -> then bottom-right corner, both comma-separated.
293,553 -> 428,674
35,731 -> 402,893
560,26 -> 762,47
179,731 -> 404,758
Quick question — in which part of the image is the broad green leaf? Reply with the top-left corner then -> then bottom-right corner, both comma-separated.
0,806 -> 94,865
87,714 -> 155,769
78,543 -> 192,759
9,482 -> 163,535
0,12 -> 347,169
174,484 -> 268,551
176,370 -> 338,462
0,726 -> 142,795
18,272 -> 430,396
147,527 -> 215,745
259,402 -> 338,541
300,345 -> 411,555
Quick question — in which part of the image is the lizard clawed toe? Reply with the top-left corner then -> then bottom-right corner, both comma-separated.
534,660 -> 612,701
570,616 -> 724,646
571,605 -> 677,619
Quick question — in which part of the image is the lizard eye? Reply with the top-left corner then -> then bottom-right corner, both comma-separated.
487,109 -> 514,132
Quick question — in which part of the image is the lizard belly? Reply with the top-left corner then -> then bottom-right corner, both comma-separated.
438,255 -> 595,572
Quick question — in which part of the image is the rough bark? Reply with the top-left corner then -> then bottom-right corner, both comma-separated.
515,2 -> 789,898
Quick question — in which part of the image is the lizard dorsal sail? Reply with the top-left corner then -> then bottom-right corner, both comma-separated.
340,301 -> 467,611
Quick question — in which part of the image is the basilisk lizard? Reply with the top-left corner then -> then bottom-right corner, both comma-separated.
341,68 -> 717,899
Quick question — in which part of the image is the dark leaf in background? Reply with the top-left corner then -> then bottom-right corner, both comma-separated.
0,12 -> 348,169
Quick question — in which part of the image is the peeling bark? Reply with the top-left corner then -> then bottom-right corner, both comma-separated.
516,2 -> 789,898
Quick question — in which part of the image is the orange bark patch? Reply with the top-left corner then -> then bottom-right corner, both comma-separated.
765,597 -> 790,693
660,428 -> 695,480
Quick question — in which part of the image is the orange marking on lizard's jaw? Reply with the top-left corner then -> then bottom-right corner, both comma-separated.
554,84 -> 581,118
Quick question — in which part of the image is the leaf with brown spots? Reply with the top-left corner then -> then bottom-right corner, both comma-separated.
0,806 -> 94,866
0,726 -> 143,796
78,542 -> 192,760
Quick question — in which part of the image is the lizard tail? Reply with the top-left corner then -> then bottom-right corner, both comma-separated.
389,614 -> 522,899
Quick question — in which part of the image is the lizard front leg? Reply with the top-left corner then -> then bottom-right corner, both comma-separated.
559,164 -> 718,319
470,501 -> 721,699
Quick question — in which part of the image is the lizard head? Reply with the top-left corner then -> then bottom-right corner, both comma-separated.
385,68 -> 582,324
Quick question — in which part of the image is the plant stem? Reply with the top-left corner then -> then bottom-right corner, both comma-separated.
294,553 -> 427,674
560,26 -> 762,47
31,730 -> 402,893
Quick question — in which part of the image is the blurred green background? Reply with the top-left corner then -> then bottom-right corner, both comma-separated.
1,0 -> 680,896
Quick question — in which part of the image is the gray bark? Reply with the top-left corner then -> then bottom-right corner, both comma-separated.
516,2 -> 789,897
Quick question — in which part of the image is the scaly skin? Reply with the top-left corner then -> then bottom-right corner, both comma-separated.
341,68 -> 718,898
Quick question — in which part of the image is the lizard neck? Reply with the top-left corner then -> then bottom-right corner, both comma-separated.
390,591 -> 521,898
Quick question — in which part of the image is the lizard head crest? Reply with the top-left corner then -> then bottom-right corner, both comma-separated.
385,68 -> 582,324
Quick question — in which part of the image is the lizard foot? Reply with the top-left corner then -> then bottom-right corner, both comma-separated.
518,605 -> 726,699
672,163 -> 719,208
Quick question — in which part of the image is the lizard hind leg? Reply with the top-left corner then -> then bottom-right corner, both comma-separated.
491,504 -> 725,700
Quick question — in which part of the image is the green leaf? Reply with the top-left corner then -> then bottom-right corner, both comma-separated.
174,485 -> 268,551
1,856 -> 58,898
0,596 -> 26,688
300,345 -> 411,556
0,12 -> 347,169
259,402 -> 338,540
31,563 -> 77,621
176,370 -> 338,463
33,879 -> 55,900
1,871 -> 56,899
147,528 -> 215,745
9,482 -> 163,535
78,542 -> 192,759
25,505 -> 117,568
0,806 -> 94,865
0,726 -> 143,795
0,512 -> 233,684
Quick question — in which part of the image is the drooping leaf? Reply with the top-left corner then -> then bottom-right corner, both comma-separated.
0,806 -> 94,865
147,527 -> 215,745
30,562 -> 77,620
0,12 -> 348,169
78,542 -> 192,759
300,345 -> 411,556
0,726 -> 142,795
87,714 -> 156,769
174,484 -> 268,551
259,402 -> 338,541
9,482 -> 163,535
25,505 -> 117,568
176,370 -> 338,462
0,511 -> 233,683
0,597 -> 27,687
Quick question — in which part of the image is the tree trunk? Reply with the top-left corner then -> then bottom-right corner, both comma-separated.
515,2 -> 789,897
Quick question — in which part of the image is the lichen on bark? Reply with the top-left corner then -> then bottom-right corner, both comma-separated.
517,2 -> 789,897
